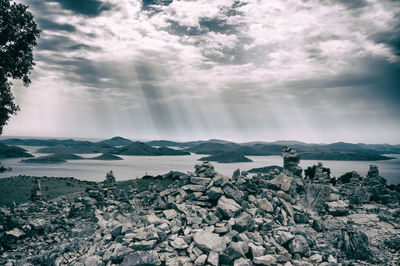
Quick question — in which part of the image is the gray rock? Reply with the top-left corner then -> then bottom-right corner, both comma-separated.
325,200 -> 349,216
217,196 -> 242,218
132,240 -> 157,251
207,186 -> 224,200
253,254 -> 277,265
287,235 -> 309,256
224,241 -> 249,261
234,212 -> 253,232
207,251 -> 219,266
170,237 -> 189,249
234,258 -> 253,266
258,198 -> 274,213
273,230 -> 295,246
269,173 -> 293,192
193,230 -> 227,252
163,209 -> 177,220
194,254 -> 208,266
120,250 -> 161,266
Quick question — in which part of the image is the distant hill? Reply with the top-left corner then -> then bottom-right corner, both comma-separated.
146,140 -> 189,148
0,138 -> 94,147
96,136 -> 133,146
248,165 -> 283,173
37,144 -> 112,154
21,153 -> 83,164
199,152 -> 253,163
89,153 -> 123,160
112,142 -> 190,156
0,143 -> 33,159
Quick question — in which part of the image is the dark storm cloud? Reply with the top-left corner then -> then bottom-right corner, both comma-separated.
37,18 -> 76,32
284,57 -> 400,113
166,18 -> 237,36
334,0 -> 368,9
38,35 -> 99,52
48,0 -> 111,16
373,20 -> 400,56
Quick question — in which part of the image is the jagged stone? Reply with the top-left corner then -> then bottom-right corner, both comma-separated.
253,254 -> 277,265
207,186 -> 223,200
233,212 -> 253,232
258,198 -> 274,213
325,200 -> 349,216
287,235 -> 309,256
120,250 -> 161,266
217,196 -> 242,218
234,258 -> 253,266
193,230 -> 227,252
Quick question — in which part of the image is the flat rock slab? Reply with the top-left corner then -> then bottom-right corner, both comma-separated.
121,250 -> 161,266
193,230 -> 227,252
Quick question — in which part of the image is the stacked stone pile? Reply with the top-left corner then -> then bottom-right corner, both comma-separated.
0,154 -> 400,265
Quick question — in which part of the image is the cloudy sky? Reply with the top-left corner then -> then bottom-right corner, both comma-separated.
4,0 -> 400,143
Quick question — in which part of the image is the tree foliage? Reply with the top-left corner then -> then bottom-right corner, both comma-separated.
0,0 -> 40,134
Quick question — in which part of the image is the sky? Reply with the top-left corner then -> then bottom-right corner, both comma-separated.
4,0 -> 400,143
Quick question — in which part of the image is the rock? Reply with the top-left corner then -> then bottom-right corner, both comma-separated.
234,212 -> 253,232
163,209 -> 177,220
273,231 -> 295,246
207,251 -> 219,266
224,241 -> 249,262
181,184 -> 207,192
339,228 -> 370,260
79,255 -> 105,266
191,177 -> 212,186
146,214 -> 164,225
287,235 -> 309,256
217,196 -> 242,218
269,173 -> 293,192
207,187 -> 224,200
194,254 -> 208,266
325,200 -> 349,216
120,250 -> 161,266
253,255 -> 277,265
249,243 -> 266,258
132,240 -> 157,251
327,254 -> 337,263
258,198 -> 274,213
234,258 -> 253,266
193,230 -> 227,252
170,237 -> 189,249
5,228 -> 25,239
309,254 -> 322,263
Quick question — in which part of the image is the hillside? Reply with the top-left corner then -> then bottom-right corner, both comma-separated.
112,142 -> 190,156
199,152 -> 253,163
21,153 -> 83,164
0,143 -> 33,159
89,153 -> 123,160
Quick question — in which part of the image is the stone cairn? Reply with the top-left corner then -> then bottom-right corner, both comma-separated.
312,162 -> 330,184
282,146 -> 302,177
30,178 -> 44,202
103,170 -> 117,189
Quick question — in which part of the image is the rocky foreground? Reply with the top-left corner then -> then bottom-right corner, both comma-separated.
1,146 -> 400,266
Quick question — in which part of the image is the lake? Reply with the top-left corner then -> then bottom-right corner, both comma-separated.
1,146 -> 399,184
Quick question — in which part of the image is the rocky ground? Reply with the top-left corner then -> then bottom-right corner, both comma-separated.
0,146 -> 399,266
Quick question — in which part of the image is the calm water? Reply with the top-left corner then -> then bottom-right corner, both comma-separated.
1,146 -> 399,184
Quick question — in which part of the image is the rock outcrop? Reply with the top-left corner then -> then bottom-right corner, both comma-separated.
1,160 -> 399,265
